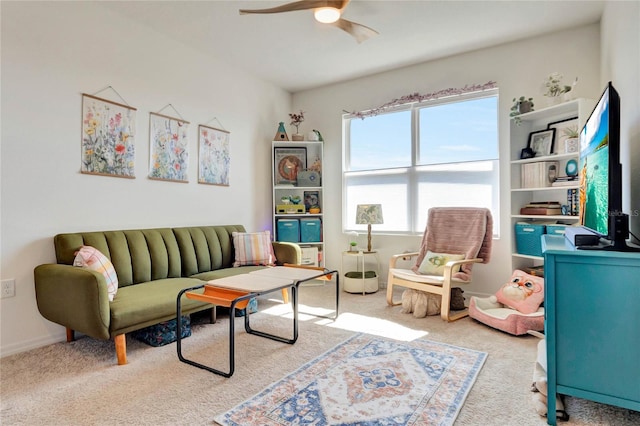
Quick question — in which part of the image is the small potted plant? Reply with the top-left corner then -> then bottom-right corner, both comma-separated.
562,125 -> 580,153
348,231 -> 359,251
543,73 -> 577,104
510,96 -> 534,125
289,110 -> 305,141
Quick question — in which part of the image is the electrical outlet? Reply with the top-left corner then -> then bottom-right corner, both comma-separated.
1,279 -> 16,298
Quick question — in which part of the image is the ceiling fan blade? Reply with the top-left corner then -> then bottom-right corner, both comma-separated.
239,1 -> 346,15
331,18 -> 379,43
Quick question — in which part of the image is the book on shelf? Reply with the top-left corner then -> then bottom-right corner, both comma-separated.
552,176 -> 579,187
520,207 -> 563,215
524,201 -> 561,208
567,188 -> 579,216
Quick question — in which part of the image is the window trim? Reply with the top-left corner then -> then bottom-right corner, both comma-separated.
342,89 -> 499,236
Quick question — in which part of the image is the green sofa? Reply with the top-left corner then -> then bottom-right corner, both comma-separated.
34,225 -> 300,365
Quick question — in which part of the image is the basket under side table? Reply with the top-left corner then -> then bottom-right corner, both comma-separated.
176,265 -> 338,377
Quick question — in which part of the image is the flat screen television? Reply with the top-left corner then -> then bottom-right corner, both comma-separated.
578,81 -> 638,251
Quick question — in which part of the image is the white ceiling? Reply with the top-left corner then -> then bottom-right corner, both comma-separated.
100,1 -> 605,93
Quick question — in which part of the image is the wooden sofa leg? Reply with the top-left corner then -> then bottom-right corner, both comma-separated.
281,288 -> 289,304
66,328 -> 75,342
115,334 -> 127,365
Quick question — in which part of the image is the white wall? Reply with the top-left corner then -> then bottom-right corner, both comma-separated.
293,24 -> 603,298
0,2 -> 291,356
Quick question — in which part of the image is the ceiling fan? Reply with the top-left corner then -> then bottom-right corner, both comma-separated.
239,0 -> 379,43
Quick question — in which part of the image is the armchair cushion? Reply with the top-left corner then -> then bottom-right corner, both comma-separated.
412,207 -> 492,281
232,231 -> 277,267
73,246 -> 118,301
417,251 -> 465,275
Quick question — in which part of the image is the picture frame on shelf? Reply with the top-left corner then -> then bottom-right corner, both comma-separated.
527,128 -> 556,157
303,190 -> 320,212
547,116 -> 579,154
274,147 -> 306,185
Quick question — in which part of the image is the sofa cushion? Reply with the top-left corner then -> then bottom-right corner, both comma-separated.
232,231 -> 277,267
109,278 -> 207,333
73,246 -> 119,301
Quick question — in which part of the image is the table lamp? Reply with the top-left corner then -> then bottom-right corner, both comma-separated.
356,204 -> 383,252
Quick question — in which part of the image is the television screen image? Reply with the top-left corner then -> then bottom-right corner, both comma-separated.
579,90 -> 610,236
578,81 -> 639,252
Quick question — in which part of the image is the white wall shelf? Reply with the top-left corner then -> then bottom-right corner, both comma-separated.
509,98 -> 595,271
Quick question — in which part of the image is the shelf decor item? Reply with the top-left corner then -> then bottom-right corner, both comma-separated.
274,122 -> 289,141
356,204 -> 384,252
527,128 -> 556,157
289,110 -> 305,141
543,73 -> 577,104
547,116 -> 579,154
274,147 -> 306,185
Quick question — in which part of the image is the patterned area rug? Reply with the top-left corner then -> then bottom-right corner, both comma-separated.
215,333 -> 487,425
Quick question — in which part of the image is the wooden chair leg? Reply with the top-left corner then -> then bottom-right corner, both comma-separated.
115,334 -> 127,365
281,288 -> 289,304
66,328 -> 75,342
386,271 -> 400,306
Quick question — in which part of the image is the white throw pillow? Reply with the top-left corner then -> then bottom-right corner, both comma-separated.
417,250 -> 465,276
73,246 -> 118,301
232,231 -> 277,267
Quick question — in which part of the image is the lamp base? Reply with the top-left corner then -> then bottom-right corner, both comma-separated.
367,224 -> 372,252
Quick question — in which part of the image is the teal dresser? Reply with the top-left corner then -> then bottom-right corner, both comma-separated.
542,235 -> 640,425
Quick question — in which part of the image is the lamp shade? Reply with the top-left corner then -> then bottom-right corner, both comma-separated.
356,204 -> 384,225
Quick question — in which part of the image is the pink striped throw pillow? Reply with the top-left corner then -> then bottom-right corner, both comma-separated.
232,231 -> 277,267
73,246 -> 119,302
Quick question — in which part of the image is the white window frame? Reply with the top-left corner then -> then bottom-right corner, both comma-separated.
342,89 -> 499,237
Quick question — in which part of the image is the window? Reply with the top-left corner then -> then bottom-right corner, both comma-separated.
343,90 -> 499,236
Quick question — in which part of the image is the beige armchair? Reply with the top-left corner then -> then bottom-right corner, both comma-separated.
386,207 -> 493,321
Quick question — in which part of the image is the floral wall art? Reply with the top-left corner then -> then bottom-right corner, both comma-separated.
81,94 -> 136,178
198,125 -> 230,186
148,112 -> 189,182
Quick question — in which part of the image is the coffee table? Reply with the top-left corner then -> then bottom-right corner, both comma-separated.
176,265 -> 338,377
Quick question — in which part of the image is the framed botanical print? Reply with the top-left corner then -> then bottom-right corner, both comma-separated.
81,94 -> 136,178
149,112 -> 189,182
198,125 -> 230,186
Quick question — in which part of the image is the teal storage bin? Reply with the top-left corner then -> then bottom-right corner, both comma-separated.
300,218 -> 321,242
277,219 -> 300,242
515,223 -> 546,256
546,224 -> 568,236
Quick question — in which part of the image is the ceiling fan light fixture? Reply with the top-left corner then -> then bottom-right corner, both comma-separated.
314,7 -> 341,24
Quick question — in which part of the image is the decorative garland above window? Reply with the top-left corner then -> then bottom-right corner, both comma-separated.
345,81 -> 497,119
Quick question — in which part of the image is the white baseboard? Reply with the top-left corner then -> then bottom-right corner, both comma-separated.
0,333 -> 66,359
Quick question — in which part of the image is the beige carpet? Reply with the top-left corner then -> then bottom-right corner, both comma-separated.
1,284 -> 639,425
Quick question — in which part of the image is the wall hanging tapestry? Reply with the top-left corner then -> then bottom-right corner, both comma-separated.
214,333 -> 487,426
81,93 -> 136,178
198,124 -> 230,186
149,110 -> 189,182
